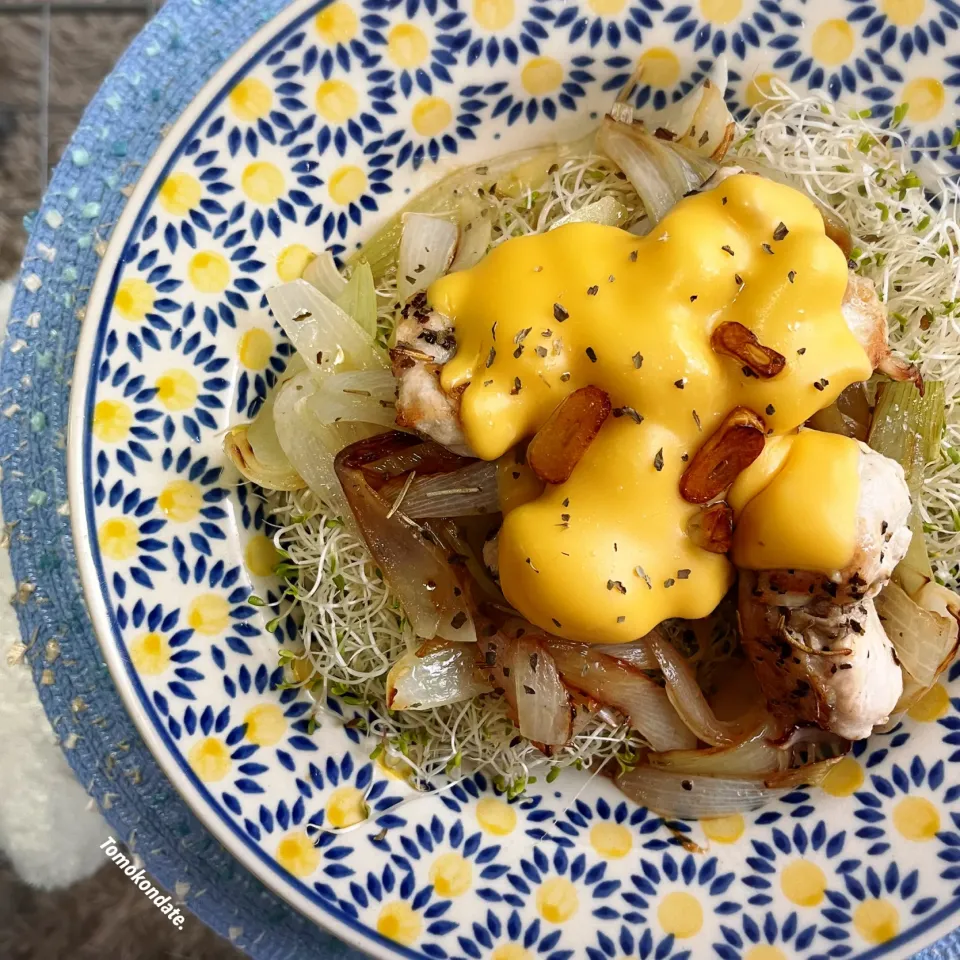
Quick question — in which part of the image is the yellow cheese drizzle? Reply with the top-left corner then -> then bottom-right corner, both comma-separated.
731,430 -> 861,572
428,175 -> 871,643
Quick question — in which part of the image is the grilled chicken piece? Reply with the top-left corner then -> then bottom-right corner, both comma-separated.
842,272 -> 921,389
738,580 -> 902,739
390,293 -> 471,455
739,444 -> 911,739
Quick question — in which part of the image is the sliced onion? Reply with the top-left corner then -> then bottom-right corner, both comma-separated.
763,756 -> 844,790
616,766 -> 787,818
550,197 -> 631,230
302,250 -> 348,300
596,116 -> 717,225
273,370 -> 379,518
352,143 -> 586,282
645,58 -> 734,161
511,637 -> 573,746
592,640 -> 657,670
397,214 -> 459,301
547,639 -> 696,751
647,732 -> 788,778
266,279 -> 387,379
450,207 -> 493,273
387,643 -> 491,710
308,369 -> 398,429
335,432 -> 476,643
380,460 -> 499,518
336,259 -> 378,336
644,631 -> 762,747
224,383 -> 305,491
876,580 -> 959,687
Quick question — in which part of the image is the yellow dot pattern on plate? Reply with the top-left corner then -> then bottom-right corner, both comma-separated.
522,56 -> 564,95
473,0 -> 514,30
328,165 -> 367,205
638,48 -> 680,88
276,243 -> 316,282
188,737 -> 231,782
238,328 -> 274,370
114,278 -> 155,322
377,752 -> 416,783
315,79 -> 359,124
745,947 -> 788,960
99,518 -> 139,561
388,24 -> 429,68
909,682 -> 950,721
158,479 -> 203,523
657,891 -> 703,938
812,19 -> 855,66
853,899 -> 899,944
242,161 -> 285,205
188,251 -> 230,294
476,797 -> 516,835
316,2 -> 358,44
429,852 -> 473,897
154,368 -> 198,412
93,399 -> 133,443
780,859 -> 827,907
892,796 -> 941,840
229,77 -> 272,121
746,73 -> 781,109
243,703 -> 286,746
536,877 -> 579,923
158,172 -> 201,217
412,96 -> 453,136
700,0 -> 742,25
377,901 -> 422,946
326,786 -> 368,829
588,0 -> 626,12
701,814 -> 745,844
822,756 -> 864,797
589,822 -> 632,859
187,593 -> 230,636
902,77 -> 945,122
292,656 -> 315,683
129,631 -> 170,675
276,830 -> 321,878
883,0 -> 925,25
245,534 -> 280,577
492,946 -> 532,960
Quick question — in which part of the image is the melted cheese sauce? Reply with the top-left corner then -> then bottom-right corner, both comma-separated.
732,430 -> 861,572
428,174 -> 872,642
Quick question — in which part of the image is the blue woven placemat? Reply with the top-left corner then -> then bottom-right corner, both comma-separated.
2,1 -> 960,957
0,1 -> 366,955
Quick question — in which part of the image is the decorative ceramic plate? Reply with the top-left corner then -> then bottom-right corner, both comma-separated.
67,1 -> 960,958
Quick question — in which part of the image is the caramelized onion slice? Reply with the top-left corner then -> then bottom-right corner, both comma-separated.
511,637 -> 573,747
387,644 -> 492,710
527,386 -> 612,484
710,321 -> 786,379
616,766 -> 787,819
547,638 -> 696,751
335,432 -> 476,643
680,406 -> 766,504
646,732 -> 788,778
686,501 -> 734,554
379,460 -> 499,518
876,580 -> 959,687
644,630 -> 765,747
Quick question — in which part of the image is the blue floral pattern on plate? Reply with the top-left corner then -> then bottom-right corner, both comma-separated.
63,0 -> 960,957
